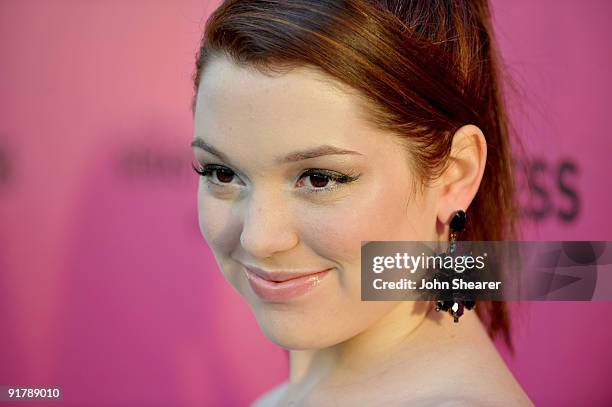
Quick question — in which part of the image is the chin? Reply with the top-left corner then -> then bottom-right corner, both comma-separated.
250,305 -> 347,350
259,323 -> 341,350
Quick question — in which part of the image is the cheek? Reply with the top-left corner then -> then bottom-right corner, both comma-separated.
298,182 -> 427,264
196,187 -> 236,254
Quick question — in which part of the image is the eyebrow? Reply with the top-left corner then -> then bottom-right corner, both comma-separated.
190,138 -> 364,164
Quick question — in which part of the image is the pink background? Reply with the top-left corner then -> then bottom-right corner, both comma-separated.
0,1 -> 610,406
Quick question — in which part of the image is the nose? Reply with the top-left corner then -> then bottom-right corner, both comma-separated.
239,189 -> 299,259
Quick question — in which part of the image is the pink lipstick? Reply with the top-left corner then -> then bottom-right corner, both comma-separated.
243,265 -> 332,302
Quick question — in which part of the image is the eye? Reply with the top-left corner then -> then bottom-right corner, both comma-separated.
192,162 -> 360,193
192,162 -> 241,186
296,169 -> 360,193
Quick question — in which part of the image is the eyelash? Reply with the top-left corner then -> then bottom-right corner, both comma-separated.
191,162 -> 360,194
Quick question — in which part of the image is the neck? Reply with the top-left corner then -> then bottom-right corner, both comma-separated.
287,301 -> 437,386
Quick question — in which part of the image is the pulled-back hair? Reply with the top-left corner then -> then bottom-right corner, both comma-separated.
193,0 -> 519,348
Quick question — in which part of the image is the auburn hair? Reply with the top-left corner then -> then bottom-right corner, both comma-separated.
193,0 -> 519,349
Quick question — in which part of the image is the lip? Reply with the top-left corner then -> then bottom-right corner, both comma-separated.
243,265 -> 332,302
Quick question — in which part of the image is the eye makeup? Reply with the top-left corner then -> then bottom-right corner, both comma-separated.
191,161 -> 361,194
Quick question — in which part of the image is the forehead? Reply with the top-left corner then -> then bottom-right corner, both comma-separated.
193,55 -> 399,164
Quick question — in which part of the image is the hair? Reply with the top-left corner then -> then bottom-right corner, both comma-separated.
192,0 -> 519,350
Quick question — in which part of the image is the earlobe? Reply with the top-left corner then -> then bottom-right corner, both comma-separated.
436,124 -> 487,226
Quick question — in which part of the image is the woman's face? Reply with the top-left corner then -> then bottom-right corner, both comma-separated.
192,55 -> 440,349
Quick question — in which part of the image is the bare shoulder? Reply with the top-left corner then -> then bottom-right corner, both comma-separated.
250,382 -> 289,407
419,353 -> 535,407
388,318 -> 535,407
427,348 -> 535,407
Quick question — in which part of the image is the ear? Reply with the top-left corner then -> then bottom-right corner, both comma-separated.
436,124 -> 487,227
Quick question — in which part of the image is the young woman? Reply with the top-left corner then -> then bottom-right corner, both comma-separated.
190,1 -> 533,405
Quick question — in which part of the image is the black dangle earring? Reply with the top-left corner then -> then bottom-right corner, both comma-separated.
434,209 -> 476,322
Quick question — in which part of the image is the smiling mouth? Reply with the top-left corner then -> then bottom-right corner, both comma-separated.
243,265 -> 333,282
242,266 -> 333,302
